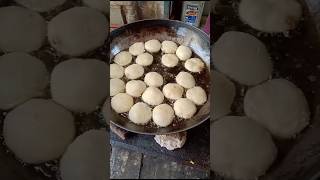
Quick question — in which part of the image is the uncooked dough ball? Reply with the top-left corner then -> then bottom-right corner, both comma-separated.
239,0 -> 302,33
110,79 -> 125,96
14,0 -> 66,12
125,64 -> 144,79
51,59 -> 108,113
176,45 -> 192,61
144,72 -> 164,87
142,87 -> 164,106
213,31 -> 272,86
244,78 -> 310,138
128,102 -> 152,125
81,0 -> 108,14
48,7 -> 107,56
145,39 -> 161,53
185,58 -> 205,73
176,71 -> 195,89
161,54 -> 179,68
212,71 -> 236,121
161,40 -> 178,54
0,6 -> 46,52
153,104 -> 174,127
136,53 -> 153,66
114,51 -> 132,66
126,80 -> 146,97
3,99 -> 75,164
174,98 -> 197,119
110,63 -> 124,79
60,129 -> 107,180
0,52 -> 48,110
186,86 -> 207,105
129,42 -> 145,56
162,83 -> 184,100
212,116 -> 277,179
111,93 -> 133,113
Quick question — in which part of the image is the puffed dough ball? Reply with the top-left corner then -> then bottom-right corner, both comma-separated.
144,72 -> 164,87
125,64 -> 144,79
110,64 -> 124,78
129,42 -> 145,56
186,86 -> 207,105
174,98 -> 197,119
161,40 -> 178,54
212,71 -> 236,121
0,52 -> 48,110
81,0 -> 108,14
114,51 -> 132,66
3,99 -> 75,164
0,6 -> 46,52
161,54 -> 179,68
110,79 -> 125,96
239,0 -> 302,33
60,129 -> 107,180
185,58 -> 205,73
176,45 -> 192,61
136,53 -> 153,66
213,31 -> 272,86
162,83 -> 184,100
244,78 -> 309,138
145,39 -> 161,53
111,93 -> 133,113
48,7 -> 107,56
51,59 -> 107,113
14,0 -> 66,12
126,80 -> 146,97
153,104 -> 174,127
212,116 -> 277,179
142,87 -> 164,106
128,102 -> 152,125
176,71 -> 195,89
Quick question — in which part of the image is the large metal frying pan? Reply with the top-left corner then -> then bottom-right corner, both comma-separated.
109,19 -> 210,135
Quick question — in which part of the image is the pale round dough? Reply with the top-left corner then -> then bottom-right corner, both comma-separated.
110,79 -> 125,96
176,71 -> 195,89
48,7 -> 107,56
186,86 -> 207,105
239,0 -> 302,33
176,45 -> 192,61
51,59 -> 108,113
126,80 -> 146,97
161,54 -> 179,68
145,39 -> 161,53
0,6 -> 46,52
144,72 -> 164,87
142,87 -> 164,106
213,31 -> 272,86
244,78 -> 310,138
129,42 -> 145,56
212,116 -> 277,179
162,83 -> 184,100
81,0 -> 108,14
110,63 -> 124,79
114,51 -> 132,66
111,93 -> 133,113
185,58 -> 205,73
174,98 -> 197,119
153,104 -> 174,127
60,129 -> 107,180
161,40 -> 178,54
212,71 -> 236,121
0,52 -> 48,110
125,64 -> 144,79
14,0 -> 66,12
3,99 -> 75,164
136,53 -> 153,66
128,102 -> 152,125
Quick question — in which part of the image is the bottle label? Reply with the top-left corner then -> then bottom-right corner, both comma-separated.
184,4 -> 199,25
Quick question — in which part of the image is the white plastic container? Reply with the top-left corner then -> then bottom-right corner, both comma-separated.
181,1 -> 205,27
